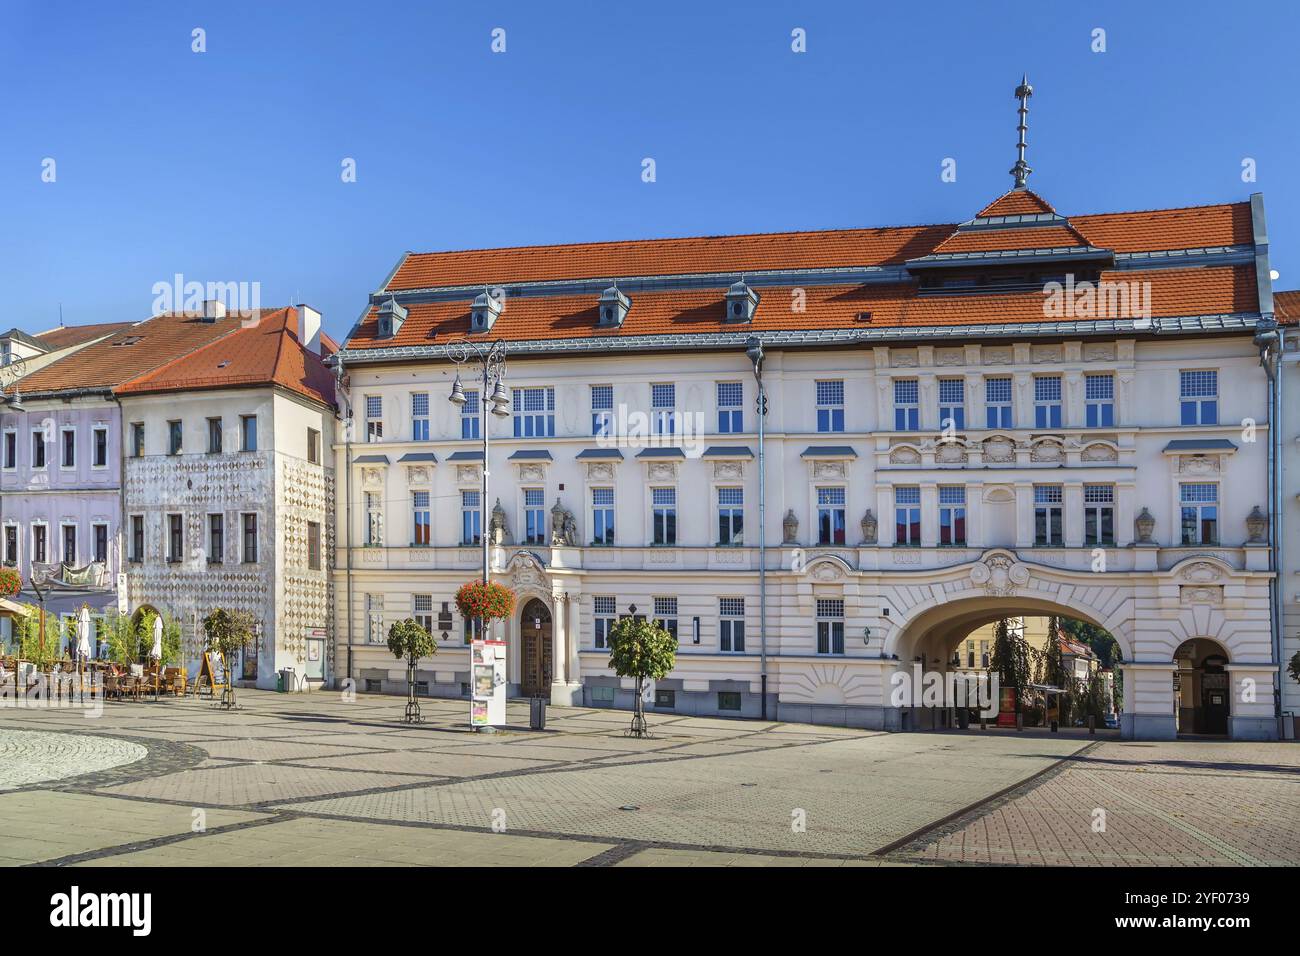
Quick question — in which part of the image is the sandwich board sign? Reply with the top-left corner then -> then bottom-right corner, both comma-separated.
198,650 -> 227,696
470,639 -> 506,728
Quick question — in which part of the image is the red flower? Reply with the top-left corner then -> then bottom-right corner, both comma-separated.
455,581 -> 515,622
0,567 -> 20,599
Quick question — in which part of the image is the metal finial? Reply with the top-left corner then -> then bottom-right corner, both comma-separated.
1010,73 -> 1033,188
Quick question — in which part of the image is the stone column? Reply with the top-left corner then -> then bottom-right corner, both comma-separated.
1117,661 -> 1177,740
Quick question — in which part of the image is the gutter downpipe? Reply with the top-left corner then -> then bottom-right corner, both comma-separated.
337,357 -> 354,689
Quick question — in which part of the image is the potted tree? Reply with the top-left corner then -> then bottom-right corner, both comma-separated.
607,616 -> 677,738
202,608 -> 256,709
387,617 -> 437,723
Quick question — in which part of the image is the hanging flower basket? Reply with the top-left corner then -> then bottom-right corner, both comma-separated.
0,567 -> 21,599
455,581 -> 515,622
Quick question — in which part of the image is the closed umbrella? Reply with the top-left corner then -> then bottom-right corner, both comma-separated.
76,606 -> 92,660
151,615 -> 164,698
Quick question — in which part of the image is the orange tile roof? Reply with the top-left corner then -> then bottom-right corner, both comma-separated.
1274,290 -> 1300,325
33,321 -> 136,350
1071,203 -> 1253,253
12,310 -> 272,395
977,189 -> 1056,217
930,224 -> 1093,255
115,307 -> 335,407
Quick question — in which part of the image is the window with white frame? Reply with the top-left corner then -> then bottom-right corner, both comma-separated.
365,594 -> 384,644
523,488 -> 546,545
816,380 -> 845,433
1180,483 -> 1218,545
240,415 -> 257,452
895,486 -> 921,545
1084,374 -> 1115,427
307,521 -> 321,570
719,597 -> 745,652
651,383 -> 676,435
817,486 -> 846,544
412,491 -> 431,545
2,431 -> 14,469
593,596 -> 617,649
365,396 -> 383,442
591,385 -> 613,436
1034,376 -> 1062,428
653,597 -> 679,641
129,515 -> 143,563
209,514 -> 224,564
461,490 -> 481,545
365,492 -> 383,546
60,427 -> 75,468
242,513 -> 258,562
717,486 -> 744,545
652,487 -> 677,545
62,524 -> 77,565
939,485 -> 966,545
167,420 -> 182,455
938,378 -> 965,430
3,524 -> 16,565
513,386 -> 556,437
32,524 -> 47,564
166,514 -> 182,562
894,379 -> 920,431
411,393 -> 429,441
31,430 -> 46,469
816,598 -> 845,655
1083,484 -> 1115,545
413,594 -> 434,635
92,523 -> 108,563
1180,370 -> 1218,425
717,381 -> 743,433
985,376 -> 1013,428
1034,484 -> 1063,545
591,487 -> 615,545
461,389 -> 480,439
207,417 -> 223,454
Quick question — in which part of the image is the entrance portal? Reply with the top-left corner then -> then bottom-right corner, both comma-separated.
1174,639 -> 1230,736
520,598 -> 553,698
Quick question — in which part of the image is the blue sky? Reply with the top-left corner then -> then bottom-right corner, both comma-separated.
2,0 -> 1297,341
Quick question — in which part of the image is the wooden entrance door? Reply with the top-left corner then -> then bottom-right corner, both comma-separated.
520,599 -> 553,697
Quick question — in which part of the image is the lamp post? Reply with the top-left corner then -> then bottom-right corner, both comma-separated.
745,336 -> 768,720
447,339 -> 511,615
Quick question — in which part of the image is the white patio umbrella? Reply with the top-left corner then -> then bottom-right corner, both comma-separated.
151,615 -> 164,697
76,606 -> 92,660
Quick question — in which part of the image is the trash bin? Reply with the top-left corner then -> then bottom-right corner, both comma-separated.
529,697 -> 546,730
279,668 -> 296,693
275,672 -> 284,693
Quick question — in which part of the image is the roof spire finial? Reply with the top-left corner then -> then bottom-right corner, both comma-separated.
1010,73 -> 1033,189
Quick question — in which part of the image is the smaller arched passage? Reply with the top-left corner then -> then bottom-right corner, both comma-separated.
1174,638 -> 1230,736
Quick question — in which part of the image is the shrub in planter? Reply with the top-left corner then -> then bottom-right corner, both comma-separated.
0,567 -> 21,599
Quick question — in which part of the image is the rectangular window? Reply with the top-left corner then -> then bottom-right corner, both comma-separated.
593,595 -> 617,649
894,379 -> 920,431
591,385 -> 613,437
651,383 -> 676,436
242,513 -> 258,563
32,431 -> 45,469
816,598 -> 845,655
653,597 -> 679,642
1034,376 -> 1062,428
513,386 -> 556,438
1034,485 -> 1064,546
523,488 -> 546,545
461,490 -> 481,546
4,525 -> 16,565
967,639 -> 976,668
1084,374 -> 1115,427
209,514 -> 224,564
365,594 -> 384,645
365,396 -> 383,442
365,492 -> 383,546
655,689 -> 676,708
719,597 -> 745,653
461,390 -> 480,440
718,692 -> 742,712
591,487 -> 615,545
896,486 -> 922,545
1180,483 -> 1219,545
463,616 -> 482,644
413,594 -> 433,635
168,420 -> 182,455
207,417 -> 223,453
131,422 -> 144,458
717,381 -> 743,433
590,685 -> 614,703
985,377 -> 1013,428
307,521 -> 321,569
411,393 -> 429,441
3,432 -> 14,469
1083,484 -> 1115,546
62,524 -> 76,564
938,378 -> 965,431
33,525 -> 46,564
817,486 -> 846,545
1180,370 -> 1218,425
307,428 -> 321,465
939,485 -> 966,546
167,514 -> 183,562
652,487 -> 677,545
816,380 -> 845,433
130,516 -> 143,562
240,415 -> 257,452
412,492 -> 431,546
61,428 -> 75,468
91,523 -> 105,563
981,640 -> 989,668
91,427 -> 106,468
717,487 -> 744,545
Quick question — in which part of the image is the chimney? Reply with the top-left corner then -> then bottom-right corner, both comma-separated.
201,299 -> 227,322
297,305 -> 322,355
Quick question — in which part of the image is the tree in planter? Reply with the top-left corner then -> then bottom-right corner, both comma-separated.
17,605 -> 62,670
989,617 -> 1031,716
102,608 -> 143,666
1043,616 -> 1067,726
387,617 -> 437,723
202,608 -> 256,709
607,616 -> 677,738
454,580 -> 516,644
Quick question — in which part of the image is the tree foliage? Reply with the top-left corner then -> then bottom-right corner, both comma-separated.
202,608 -> 256,708
607,616 -> 677,737
387,617 -> 437,665
989,617 -> 1031,713
1287,649 -> 1300,688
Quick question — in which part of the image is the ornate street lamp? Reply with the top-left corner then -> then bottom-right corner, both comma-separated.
745,335 -> 769,720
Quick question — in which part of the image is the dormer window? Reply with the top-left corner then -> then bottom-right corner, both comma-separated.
376,296 -> 407,339
725,280 -> 759,323
470,290 -> 502,333
598,285 -> 630,328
